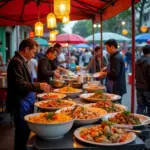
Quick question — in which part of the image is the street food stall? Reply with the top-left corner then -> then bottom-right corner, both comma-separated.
0,0 -> 145,149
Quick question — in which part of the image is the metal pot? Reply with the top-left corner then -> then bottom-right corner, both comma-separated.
51,79 -> 66,88
0,76 -> 7,87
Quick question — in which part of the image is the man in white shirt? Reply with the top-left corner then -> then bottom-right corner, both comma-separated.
28,58 -> 38,81
58,51 -> 66,68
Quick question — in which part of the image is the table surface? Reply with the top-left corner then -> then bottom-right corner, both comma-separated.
27,127 -> 145,150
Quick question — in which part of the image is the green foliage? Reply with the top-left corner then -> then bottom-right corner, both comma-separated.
72,20 -> 92,37
56,22 -> 65,34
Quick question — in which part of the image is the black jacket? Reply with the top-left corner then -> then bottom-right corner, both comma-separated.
6,52 -> 40,115
107,51 -> 126,96
37,55 -> 57,83
135,55 -> 150,91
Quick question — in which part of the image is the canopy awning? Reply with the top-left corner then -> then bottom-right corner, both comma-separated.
0,0 -> 139,26
34,37 -> 49,46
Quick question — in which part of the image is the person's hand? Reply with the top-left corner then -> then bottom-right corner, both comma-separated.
40,83 -> 51,92
54,71 -> 61,79
99,72 -> 107,79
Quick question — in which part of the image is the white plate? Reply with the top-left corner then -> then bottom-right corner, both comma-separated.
56,106 -> 107,125
83,84 -> 105,92
74,125 -> 136,146
34,99 -> 76,111
84,103 -> 128,113
93,72 -> 104,78
53,89 -> 83,97
102,113 -> 150,127
37,92 -> 66,100
80,93 -> 121,102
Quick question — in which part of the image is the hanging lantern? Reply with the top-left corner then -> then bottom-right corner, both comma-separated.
54,0 -> 70,18
35,21 -> 43,37
122,29 -> 128,35
47,13 -> 57,28
53,30 -> 59,35
29,32 -> 34,38
62,15 -> 70,24
50,31 -> 56,42
140,26 -> 148,33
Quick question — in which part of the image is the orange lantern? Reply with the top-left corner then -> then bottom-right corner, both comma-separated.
47,13 -> 57,28
122,29 -> 128,35
35,21 -> 43,37
50,31 -> 56,42
62,15 -> 70,24
140,26 -> 148,33
29,32 -> 34,38
54,0 -> 70,18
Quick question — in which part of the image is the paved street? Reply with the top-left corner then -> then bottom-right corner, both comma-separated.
122,74 -> 137,113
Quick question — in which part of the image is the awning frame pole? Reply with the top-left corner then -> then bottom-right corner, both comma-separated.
100,13 -> 103,70
92,19 -> 96,73
131,0 -> 135,113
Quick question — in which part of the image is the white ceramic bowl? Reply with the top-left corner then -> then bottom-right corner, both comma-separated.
24,113 -> 75,139
53,89 -> 83,97
56,106 -> 107,125
37,92 -> 66,100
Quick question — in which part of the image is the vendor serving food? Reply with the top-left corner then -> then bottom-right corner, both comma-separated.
37,47 -> 69,84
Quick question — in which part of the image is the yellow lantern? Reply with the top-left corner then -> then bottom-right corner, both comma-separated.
53,30 -> 59,35
47,13 -> 57,28
122,29 -> 128,35
54,0 -> 70,18
35,21 -> 43,37
50,31 -> 56,42
62,15 -> 70,24
140,26 -> 148,33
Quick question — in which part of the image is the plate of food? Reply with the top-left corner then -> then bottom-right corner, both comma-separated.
37,92 -> 66,100
53,86 -> 83,97
83,84 -> 105,92
56,105 -> 107,125
34,99 -> 76,111
80,91 -> 121,102
85,100 -> 128,113
74,122 -> 136,146
102,111 -> 150,127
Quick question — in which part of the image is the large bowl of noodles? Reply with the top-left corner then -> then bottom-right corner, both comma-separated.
24,112 -> 75,139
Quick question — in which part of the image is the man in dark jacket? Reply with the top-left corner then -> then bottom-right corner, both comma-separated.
38,47 -> 68,83
99,39 -> 126,103
6,38 -> 51,150
135,45 -> 150,115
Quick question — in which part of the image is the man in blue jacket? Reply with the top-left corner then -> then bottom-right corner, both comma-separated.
6,38 -> 51,150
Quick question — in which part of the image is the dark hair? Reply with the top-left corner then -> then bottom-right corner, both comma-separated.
143,45 -> 150,55
85,49 -> 89,53
105,39 -> 118,49
19,38 -> 38,51
54,43 -> 61,49
46,47 -> 56,54
94,46 -> 101,52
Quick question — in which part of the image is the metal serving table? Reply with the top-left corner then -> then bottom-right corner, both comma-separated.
27,127 -> 145,150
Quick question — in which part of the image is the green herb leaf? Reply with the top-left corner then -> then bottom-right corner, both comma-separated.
95,90 -> 103,94
47,112 -> 55,119
123,110 -> 130,116
105,132 -> 112,139
56,99 -> 61,103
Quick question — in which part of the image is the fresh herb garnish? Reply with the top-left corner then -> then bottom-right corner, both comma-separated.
105,133 -> 112,139
123,110 -> 130,116
56,99 -> 61,103
95,90 -> 103,94
47,112 -> 55,119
